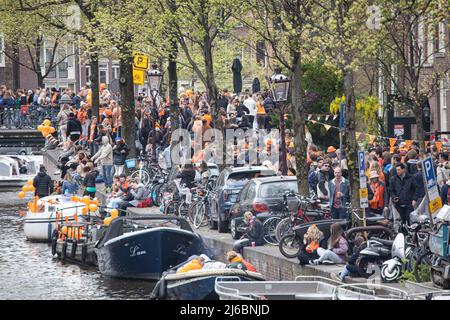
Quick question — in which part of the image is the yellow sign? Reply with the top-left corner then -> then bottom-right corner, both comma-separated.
133,68 -> 145,85
429,197 -> 443,214
359,188 -> 368,199
133,52 -> 149,70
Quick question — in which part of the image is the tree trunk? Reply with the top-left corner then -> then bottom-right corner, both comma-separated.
119,55 -> 136,158
203,39 -> 219,128
414,105 -> 426,157
37,73 -> 45,89
343,68 -> 360,209
35,38 -> 45,88
290,51 -> 309,195
168,40 -> 179,136
90,54 -> 100,119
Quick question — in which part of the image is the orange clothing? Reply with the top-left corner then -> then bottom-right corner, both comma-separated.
177,259 -> 203,273
202,114 -> 212,126
77,110 -> 87,125
256,101 -> 266,115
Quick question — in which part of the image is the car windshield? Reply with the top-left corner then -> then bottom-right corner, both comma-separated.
226,170 -> 275,186
259,181 -> 298,198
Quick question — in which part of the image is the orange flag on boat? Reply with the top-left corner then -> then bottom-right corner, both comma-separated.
435,142 -> 443,153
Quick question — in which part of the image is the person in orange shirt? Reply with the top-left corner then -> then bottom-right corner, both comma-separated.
177,256 -> 205,273
77,104 -> 88,145
256,95 -> 266,130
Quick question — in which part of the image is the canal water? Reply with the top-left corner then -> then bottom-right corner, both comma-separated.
0,191 -> 154,300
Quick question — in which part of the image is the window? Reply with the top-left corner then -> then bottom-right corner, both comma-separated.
259,181 -> 298,198
0,35 -> 5,67
438,21 -> 446,54
99,63 -> 108,84
112,65 -> 120,80
85,65 -> 92,83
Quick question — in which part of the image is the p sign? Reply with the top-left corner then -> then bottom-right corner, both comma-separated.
422,157 -> 437,191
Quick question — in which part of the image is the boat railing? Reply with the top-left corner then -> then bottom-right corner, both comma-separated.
215,276 -> 254,300
332,283 -> 409,300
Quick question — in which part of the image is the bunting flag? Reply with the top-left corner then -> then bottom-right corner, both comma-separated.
317,115 -> 321,121
389,138 -> 397,153
435,141 -> 443,153
325,115 -> 330,121
307,114 -> 312,120
310,120 -> 317,124
324,124 -> 331,131
367,134 -> 376,144
405,140 -> 413,150
355,132 -> 362,140
333,115 -> 338,120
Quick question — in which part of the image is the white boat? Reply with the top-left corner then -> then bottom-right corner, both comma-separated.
22,195 -> 95,242
0,155 -> 43,188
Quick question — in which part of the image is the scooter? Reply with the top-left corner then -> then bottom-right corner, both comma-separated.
380,233 -> 405,282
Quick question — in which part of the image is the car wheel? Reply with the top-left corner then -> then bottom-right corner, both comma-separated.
230,219 -> 242,240
218,211 -> 228,233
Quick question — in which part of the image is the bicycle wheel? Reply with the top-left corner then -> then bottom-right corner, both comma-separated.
278,233 -> 302,258
178,201 -> 190,220
275,217 -> 293,242
164,201 -> 179,215
413,250 -> 433,283
263,217 -> 281,245
193,203 -> 207,229
131,169 -> 151,187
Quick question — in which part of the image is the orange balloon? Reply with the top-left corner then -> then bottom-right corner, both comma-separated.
18,191 -> 25,199
27,180 -> 33,186
61,226 -> 68,235
22,185 -> 28,192
29,185 -> 35,192
91,198 -> 99,205
110,209 -> 119,219
82,196 -> 91,205
37,125 -> 43,131
89,204 -> 98,212
81,207 -> 88,215
103,217 -> 112,226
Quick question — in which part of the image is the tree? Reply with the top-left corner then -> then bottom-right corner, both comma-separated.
375,0 -> 449,155
159,0 -> 237,129
309,0 -> 380,208
0,0 -> 76,88
233,0 -> 320,195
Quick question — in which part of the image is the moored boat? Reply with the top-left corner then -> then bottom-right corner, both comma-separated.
0,155 -> 42,188
95,214 -> 210,280
22,195 -> 98,242
151,268 -> 265,300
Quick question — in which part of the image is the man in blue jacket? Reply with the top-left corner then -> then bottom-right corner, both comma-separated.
329,167 -> 350,220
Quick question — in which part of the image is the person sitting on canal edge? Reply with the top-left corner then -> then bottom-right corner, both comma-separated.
232,211 -> 265,254
33,165 -> 53,198
310,223 -> 348,265
226,250 -> 257,272
297,224 -> 326,265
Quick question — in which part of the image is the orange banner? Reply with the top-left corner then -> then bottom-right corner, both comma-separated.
435,142 -> 443,153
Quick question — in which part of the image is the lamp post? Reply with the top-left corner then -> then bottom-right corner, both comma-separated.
268,68 -> 291,175
146,64 -> 163,166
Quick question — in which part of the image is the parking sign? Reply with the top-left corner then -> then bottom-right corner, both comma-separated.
422,157 -> 437,191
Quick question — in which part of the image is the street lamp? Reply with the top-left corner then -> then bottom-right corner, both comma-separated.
147,64 -> 163,98
146,64 -> 163,167
268,68 -> 291,175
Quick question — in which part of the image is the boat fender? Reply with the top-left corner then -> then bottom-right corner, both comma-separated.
71,240 -> 78,258
61,241 -> 68,260
51,237 -> 57,256
81,243 -> 88,264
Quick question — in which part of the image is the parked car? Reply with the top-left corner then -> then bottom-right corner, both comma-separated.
207,166 -> 276,233
229,176 -> 299,239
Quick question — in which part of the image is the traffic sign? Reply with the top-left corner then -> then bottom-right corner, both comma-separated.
133,52 -> 149,70
359,188 -> 368,198
422,157 -> 437,191
133,68 -> 145,85
429,197 -> 443,214
358,151 -> 367,188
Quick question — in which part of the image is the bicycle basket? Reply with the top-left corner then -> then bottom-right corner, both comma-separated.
125,158 -> 137,169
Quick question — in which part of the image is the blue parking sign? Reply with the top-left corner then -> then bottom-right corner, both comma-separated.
422,157 -> 437,191
358,151 -> 365,176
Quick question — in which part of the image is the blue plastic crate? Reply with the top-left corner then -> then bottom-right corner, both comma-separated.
125,158 -> 136,169
430,224 -> 449,257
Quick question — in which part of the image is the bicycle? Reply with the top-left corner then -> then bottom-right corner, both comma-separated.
275,191 -> 331,242
192,188 -> 211,229
129,154 -> 153,187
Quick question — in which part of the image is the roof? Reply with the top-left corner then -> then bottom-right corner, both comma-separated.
224,166 -> 276,174
252,175 -> 298,185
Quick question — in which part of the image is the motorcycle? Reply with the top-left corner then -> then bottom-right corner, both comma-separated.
381,233 -> 405,282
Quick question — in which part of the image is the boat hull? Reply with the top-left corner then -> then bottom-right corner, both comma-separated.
153,269 -> 265,300
55,240 -> 98,266
95,228 -> 206,280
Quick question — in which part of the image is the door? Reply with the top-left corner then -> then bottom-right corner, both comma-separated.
209,171 -> 226,220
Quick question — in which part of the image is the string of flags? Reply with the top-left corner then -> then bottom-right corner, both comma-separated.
305,119 -> 447,153
306,114 -> 339,122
